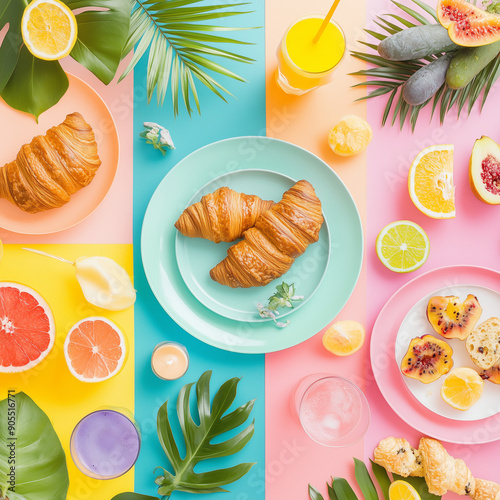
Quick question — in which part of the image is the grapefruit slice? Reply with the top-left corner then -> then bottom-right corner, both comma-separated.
0,282 -> 55,373
64,317 -> 127,383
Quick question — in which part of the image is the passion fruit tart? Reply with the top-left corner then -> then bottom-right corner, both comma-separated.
427,294 -> 482,340
401,335 -> 453,384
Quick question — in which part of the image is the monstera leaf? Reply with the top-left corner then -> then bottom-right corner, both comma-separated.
65,0 -> 131,84
0,0 -> 130,119
0,392 -> 69,500
112,371 -> 255,499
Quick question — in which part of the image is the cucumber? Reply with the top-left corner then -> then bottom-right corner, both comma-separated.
378,24 -> 458,61
446,41 -> 500,90
403,53 -> 453,106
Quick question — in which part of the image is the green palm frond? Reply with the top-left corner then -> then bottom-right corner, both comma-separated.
351,0 -> 500,131
120,0 -> 256,115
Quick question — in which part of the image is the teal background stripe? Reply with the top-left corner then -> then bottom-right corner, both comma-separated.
132,2 -> 266,498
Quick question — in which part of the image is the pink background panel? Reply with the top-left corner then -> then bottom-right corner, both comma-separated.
366,0 -> 500,496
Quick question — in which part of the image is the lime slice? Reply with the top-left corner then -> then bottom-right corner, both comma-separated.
376,220 -> 430,273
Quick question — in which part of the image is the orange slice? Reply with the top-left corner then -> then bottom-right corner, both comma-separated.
64,317 -> 127,383
21,0 -> 78,61
322,320 -> 365,356
408,144 -> 455,219
441,367 -> 484,411
328,115 -> 373,156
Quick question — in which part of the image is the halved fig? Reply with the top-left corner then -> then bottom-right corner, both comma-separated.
480,365 -> 500,384
438,0 -> 500,47
427,294 -> 482,340
469,136 -> 500,205
401,334 -> 453,384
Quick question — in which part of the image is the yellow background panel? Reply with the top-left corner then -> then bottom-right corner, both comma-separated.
0,244 -> 135,500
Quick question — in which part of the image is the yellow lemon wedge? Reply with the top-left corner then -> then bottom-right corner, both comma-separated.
328,115 -> 373,156
389,481 -> 421,500
322,320 -> 365,356
22,0 -> 78,61
441,367 -> 484,411
376,220 -> 430,273
408,144 -> 455,219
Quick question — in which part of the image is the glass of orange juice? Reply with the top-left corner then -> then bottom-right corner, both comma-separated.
276,15 -> 346,95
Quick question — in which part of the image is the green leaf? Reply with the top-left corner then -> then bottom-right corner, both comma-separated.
0,0 -> 24,92
332,477 -> 359,500
354,458 -> 378,500
309,484 -> 325,500
1,46 -> 69,121
392,475 -> 441,500
328,482 -> 339,500
0,392 -> 69,500
65,0 -> 131,84
111,495 -> 158,500
120,0 -> 255,114
155,371 -> 255,497
370,459 -> 391,500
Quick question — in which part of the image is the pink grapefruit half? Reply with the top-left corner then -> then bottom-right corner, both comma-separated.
0,282 -> 55,373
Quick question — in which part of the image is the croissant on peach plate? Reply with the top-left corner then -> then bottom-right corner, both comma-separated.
0,112 -> 101,214
174,186 -> 274,243
210,180 -> 324,288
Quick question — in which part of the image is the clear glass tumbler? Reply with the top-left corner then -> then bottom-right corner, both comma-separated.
292,374 -> 370,447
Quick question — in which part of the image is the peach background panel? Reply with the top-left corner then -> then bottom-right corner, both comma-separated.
265,0 -> 368,498
0,244 -> 135,500
365,1 -> 500,498
0,57 -> 133,245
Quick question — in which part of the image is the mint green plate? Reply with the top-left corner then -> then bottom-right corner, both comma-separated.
175,169 -> 330,322
141,137 -> 363,354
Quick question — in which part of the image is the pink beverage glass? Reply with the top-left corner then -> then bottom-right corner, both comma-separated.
70,408 -> 141,479
292,374 -> 370,447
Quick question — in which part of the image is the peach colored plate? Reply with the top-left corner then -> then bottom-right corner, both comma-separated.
371,265 -> 500,444
0,73 -> 119,235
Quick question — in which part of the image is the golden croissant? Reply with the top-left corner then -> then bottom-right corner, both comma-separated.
210,180 -> 324,288
374,436 -> 500,499
0,112 -> 101,214
174,186 -> 274,243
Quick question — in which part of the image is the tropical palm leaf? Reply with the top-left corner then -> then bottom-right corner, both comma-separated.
351,0 -> 500,131
120,0 -> 255,115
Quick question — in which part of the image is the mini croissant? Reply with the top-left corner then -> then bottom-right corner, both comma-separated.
374,436 -> 500,499
0,112 -> 101,214
210,180 -> 324,288
174,187 -> 274,243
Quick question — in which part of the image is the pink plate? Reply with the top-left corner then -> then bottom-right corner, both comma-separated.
0,73 -> 119,235
371,265 -> 500,445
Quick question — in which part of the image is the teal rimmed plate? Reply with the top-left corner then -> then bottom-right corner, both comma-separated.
175,169 -> 331,322
141,136 -> 363,354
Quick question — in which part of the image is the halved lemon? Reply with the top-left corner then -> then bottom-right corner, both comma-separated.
22,0 -> 78,61
328,115 -> 373,156
389,481 -> 421,500
408,144 -> 455,219
441,367 -> 484,411
376,220 -> 430,273
322,320 -> 365,356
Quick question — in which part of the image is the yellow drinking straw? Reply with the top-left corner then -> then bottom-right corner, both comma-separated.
313,0 -> 342,44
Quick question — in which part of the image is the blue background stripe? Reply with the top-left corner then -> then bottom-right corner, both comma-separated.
132,2 -> 266,498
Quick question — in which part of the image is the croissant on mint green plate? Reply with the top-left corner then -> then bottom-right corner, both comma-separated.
210,180 -> 324,288
174,186 -> 274,243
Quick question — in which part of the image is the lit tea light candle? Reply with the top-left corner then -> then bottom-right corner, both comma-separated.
151,341 -> 189,380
